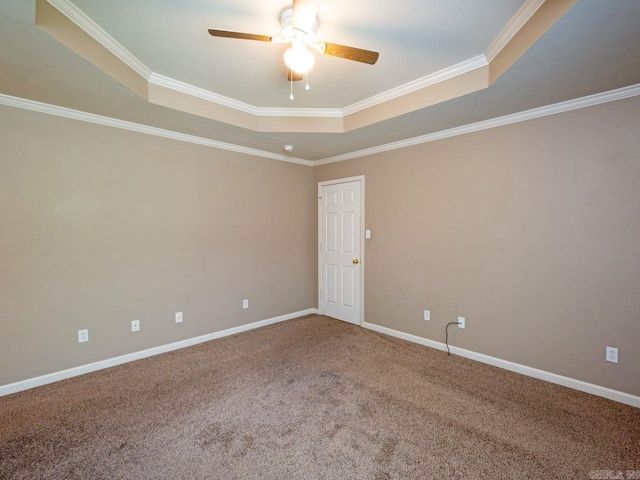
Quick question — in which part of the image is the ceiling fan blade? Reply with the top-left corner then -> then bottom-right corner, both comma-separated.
287,70 -> 303,81
292,0 -> 319,33
323,43 -> 379,65
208,29 -> 272,42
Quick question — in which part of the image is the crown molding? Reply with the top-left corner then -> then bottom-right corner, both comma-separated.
3,84 -> 637,167
149,73 -> 343,118
341,55 -> 489,116
46,0 -> 151,80
486,0 -> 546,62
256,107 -> 343,118
148,73 -> 258,115
0,93 -> 313,166
313,83 -> 640,165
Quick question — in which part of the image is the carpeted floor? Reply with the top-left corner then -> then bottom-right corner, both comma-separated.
1,315 -> 638,479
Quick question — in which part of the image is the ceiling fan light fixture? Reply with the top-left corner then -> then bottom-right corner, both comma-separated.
284,43 -> 315,74
208,0 -> 380,87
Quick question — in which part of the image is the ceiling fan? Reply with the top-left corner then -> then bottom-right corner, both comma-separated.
208,0 -> 379,82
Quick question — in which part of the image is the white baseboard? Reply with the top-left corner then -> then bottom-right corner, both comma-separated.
0,308 -> 318,397
363,322 -> 640,408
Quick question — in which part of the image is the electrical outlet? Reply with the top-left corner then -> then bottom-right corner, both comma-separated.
458,317 -> 466,329
78,329 -> 89,343
606,346 -> 618,363
243,299 -> 249,309
423,310 -> 430,321
175,312 -> 183,323
131,320 -> 140,332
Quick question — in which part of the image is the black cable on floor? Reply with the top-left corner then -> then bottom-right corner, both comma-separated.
445,321 -> 461,356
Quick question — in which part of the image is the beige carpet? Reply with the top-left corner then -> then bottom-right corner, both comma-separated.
1,315 -> 638,479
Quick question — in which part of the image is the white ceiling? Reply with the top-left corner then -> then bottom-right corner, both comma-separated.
69,0 -> 524,108
1,0 -> 640,161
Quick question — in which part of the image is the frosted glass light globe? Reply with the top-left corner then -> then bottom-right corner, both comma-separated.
284,44 -> 315,74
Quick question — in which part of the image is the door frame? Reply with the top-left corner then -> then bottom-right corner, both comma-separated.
318,175 -> 365,326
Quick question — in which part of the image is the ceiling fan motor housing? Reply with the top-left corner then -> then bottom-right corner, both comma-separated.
280,8 -> 318,44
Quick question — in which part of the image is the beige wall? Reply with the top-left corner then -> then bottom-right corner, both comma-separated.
0,105 -> 315,386
2,95 -> 639,398
314,96 -> 640,397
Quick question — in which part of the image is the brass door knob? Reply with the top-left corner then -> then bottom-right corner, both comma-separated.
353,259 -> 360,264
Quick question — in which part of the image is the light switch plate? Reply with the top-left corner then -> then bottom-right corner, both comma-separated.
175,312 -> 183,323
365,229 -> 371,239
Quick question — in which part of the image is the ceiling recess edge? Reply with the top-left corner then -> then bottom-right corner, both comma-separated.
37,0 -> 576,133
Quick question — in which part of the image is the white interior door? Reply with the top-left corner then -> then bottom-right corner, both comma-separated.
319,179 -> 363,325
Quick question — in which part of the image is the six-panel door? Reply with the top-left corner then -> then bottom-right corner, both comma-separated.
319,180 -> 361,325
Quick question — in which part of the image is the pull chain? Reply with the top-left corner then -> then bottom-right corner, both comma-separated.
290,70 -> 294,100
305,71 -> 310,91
